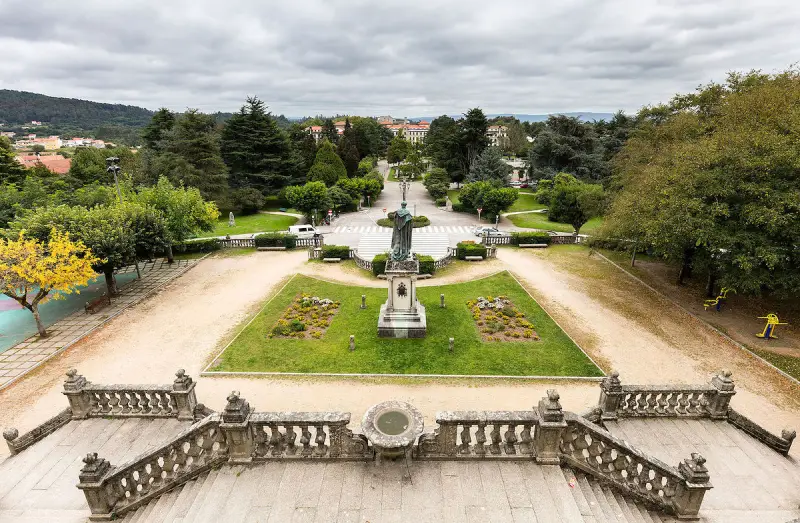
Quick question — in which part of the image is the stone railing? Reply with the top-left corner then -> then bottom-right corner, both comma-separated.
77,414 -> 227,519
218,238 -> 255,248
561,412 -> 710,518
3,408 -> 72,455
297,236 -> 323,248
550,234 -> 580,245
483,234 -> 511,245
250,412 -> 371,460
62,368 -> 199,421
351,249 -> 373,271
433,247 -> 457,270
727,409 -> 797,456
415,410 -> 539,459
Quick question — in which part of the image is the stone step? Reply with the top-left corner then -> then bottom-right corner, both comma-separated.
181,469 -> 220,522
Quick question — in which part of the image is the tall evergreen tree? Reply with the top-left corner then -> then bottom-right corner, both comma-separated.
220,97 -> 293,194
460,108 -> 490,175
308,140 -> 346,186
322,119 -> 338,144
141,108 -> 176,151
337,118 -> 360,177
287,123 -> 317,185
0,136 -> 28,185
425,115 -> 462,182
466,147 -> 512,185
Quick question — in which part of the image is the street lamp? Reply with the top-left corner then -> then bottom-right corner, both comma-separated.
106,156 -> 122,202
312,208 -> 317,228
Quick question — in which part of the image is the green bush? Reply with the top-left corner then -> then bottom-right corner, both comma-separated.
254,233 -> 298,248
322,244 -> 350,259
452,202 -> 476,214
418,254 -> 435,275
510,232 -> 551,245
289,319 -> 306,332
435,198 -> 446,207
173,238 -> 220,253
378,215 -> 430,228
456,241 -> 487,260
372,253 -> 388,276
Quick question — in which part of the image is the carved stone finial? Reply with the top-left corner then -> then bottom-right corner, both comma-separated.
679,452 -> 710,484
782,429 -> 797,442
63,368 -> 87,391
711,369 -> 735,392
601,370 -> 622,392
79,452 -> 111,483
222,391 -> 251,424
3,427 -> 18,441
538,389 -> 564,422
173,369 -> 193,391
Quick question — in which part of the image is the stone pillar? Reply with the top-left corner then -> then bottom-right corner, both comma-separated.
598,370 -> 624,421
220,391 -> 253,463
673,453 -> 713,520
708,370 -> 736,419
3,428 -> 19,455
535,390 -> 567,464
77,453 -> 114,521
62,369 -> 91,419
171,369 -> 198,421
349,335 -> 355,352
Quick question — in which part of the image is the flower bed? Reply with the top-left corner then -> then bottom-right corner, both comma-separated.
467,295 -> 539,342
268,294 -> 340,339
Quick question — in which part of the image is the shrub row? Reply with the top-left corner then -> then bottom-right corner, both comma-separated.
377,215 -> 431,228
322,245 -> 350,259
435,197 -> 447,207
510,232 -> 551,245
172,239 -> 222,254
254,233 -> 298,249
456,241 -> 487,260
370,253 -> 435,276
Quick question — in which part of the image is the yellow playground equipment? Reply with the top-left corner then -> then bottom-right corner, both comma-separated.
756,314 -> 788,340
704,287 -> 735,312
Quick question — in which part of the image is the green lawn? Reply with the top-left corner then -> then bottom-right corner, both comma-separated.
508,193 -> 547,213
197,213 -> 298,238
388,167 -> 402,182
507,212 -> 604,234
447,189 -> 460,204
213,272 -> 601,376
263,196 -> 299,214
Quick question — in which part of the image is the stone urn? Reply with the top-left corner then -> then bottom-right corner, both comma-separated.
361,401 -> 424,461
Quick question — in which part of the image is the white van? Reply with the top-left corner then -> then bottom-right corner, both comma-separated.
288,225 -> 318,238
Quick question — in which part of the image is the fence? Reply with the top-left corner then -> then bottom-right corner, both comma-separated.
482,233 -> 580,246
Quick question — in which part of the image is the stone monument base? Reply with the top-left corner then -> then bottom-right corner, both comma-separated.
377,302 -> 427,339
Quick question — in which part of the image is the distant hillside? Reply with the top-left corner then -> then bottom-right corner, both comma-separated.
0,90 -> 154,128
410,112 -> 617,122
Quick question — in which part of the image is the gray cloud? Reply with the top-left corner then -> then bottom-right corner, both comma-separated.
0,0 -> 797,116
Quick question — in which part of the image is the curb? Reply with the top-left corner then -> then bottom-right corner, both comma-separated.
200,370 -> 604,381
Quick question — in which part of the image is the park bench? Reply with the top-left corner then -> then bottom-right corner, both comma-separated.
257,246 -> 286,251
519,243 -> 549,248
85,293 -> 111,315
464,256 -> 484,261
323,257 -> 342,263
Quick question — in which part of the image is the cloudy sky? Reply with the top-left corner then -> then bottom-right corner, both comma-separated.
1,0 -> 798,117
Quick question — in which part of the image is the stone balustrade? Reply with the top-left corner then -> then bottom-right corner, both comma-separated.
62,368 -> 198,421
727,408 -> 797,456
251,412 -> 371,460
3,408 -> 72,455
77,414 -> 227,520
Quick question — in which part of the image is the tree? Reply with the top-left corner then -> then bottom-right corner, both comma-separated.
286,181 -> 331,223
547,174 -> 605,234
356,157 -> 375,177
231,187 -> 265,215
399,148 -> 425,179
458,181 -> 518,219
460,108 -> 490,175
0,229 -> 99,337
327,186 -> 352,212
386,133 -> 410,164
337,119 -> 361,177
425,115 -> 462,182
321,119 -> 338,144
423,167 -> 451,200
287,123 -> 317,184
30,144 -> 45,154
141,108 -> 175,151
220,97 -> 294,194
135,177 -> 219,262
466,147 -> 511,185
308,140 -> 347,186
352,118 -> 392,158
527,115 -> 608,182
0,137 -> 30,185
502,119 -> 531,157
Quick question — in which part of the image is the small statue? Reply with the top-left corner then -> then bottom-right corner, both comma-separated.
445,195 -> 453,211
229,212 -> 235,227
390,201 -> 413,261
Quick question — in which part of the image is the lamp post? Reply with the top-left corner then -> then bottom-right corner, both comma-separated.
312,208 -> 317,228
105,156 -> 122,202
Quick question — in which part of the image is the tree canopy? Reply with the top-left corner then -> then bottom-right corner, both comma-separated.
308,140 -> 347,186
466,147 -> 511,185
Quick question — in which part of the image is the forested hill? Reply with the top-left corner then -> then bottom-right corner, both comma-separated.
0,90 -> 154,128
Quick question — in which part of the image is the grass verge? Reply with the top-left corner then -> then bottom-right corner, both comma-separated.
198,213 -> 298,238
507,212 -> 603,233
508,193 -> 547,213
212,271 -> 601,377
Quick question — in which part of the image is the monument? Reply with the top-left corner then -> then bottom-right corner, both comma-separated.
228,212 -> 235,227
378,201 -> 427,338
445,195 -> 453,211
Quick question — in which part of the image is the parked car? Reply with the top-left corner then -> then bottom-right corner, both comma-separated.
472,226 -> 505,237
510,181 -> 523,188
288,225 -> 318,238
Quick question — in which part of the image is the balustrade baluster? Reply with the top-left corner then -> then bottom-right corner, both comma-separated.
504,424 -> 518,455
636,393 -> 648,414
300,425 -> 312,456
285,425 -> 298,455
520,424 -> 533,455
139,392 -> 151,414
474,423 -> 487,456
459,425 -> 472,455
646,393 -> 658,415
98,392 -> 111,414
667,393 -> 679,414
314,425 -> 328,456
269,423 -> 284,457
687,393 -> 700,415
677,393 -> 689,415
624,393 -> 636,413
253,427 -> 268,457
655,393 -> 668,415
118,392 -> 130,414
108,393 -> 120,414
489,424 -> 501,455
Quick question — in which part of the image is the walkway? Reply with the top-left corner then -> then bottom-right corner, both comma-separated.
355,232 -> 450,260
0,259 -> 198,391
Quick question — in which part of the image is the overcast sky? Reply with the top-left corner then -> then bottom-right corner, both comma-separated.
1,0 -> 798,117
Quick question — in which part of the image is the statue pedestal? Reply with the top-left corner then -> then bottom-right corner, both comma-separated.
377,259 -> 427,339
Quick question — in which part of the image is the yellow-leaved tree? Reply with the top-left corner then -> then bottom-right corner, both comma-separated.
0,228 -> 100,337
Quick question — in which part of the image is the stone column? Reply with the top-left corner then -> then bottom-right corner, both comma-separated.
707,370 -> 736,419
220,391 -> 253,463
77,453 -> 114,521
673,453 -> 713,520
535,390 -> 567,464
3,428 -> 19,455
598,370 -> 624,421
171,369 -> 198,421
62,369 -> 91,419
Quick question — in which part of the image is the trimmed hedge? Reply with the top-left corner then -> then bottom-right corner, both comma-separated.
255,233 -> 298,249
510,232 -> 551,245
435,198 -> 446,207
379,214 -> 431,228
322,245 -> 350,259
371,253 -> 436,276
456,241 -> 487,260
173,239 -> 221,254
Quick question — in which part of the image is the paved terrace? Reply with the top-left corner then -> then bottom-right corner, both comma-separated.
0,259 -> 198,390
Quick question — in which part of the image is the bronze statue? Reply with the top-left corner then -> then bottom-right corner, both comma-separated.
390,201 -> 413,261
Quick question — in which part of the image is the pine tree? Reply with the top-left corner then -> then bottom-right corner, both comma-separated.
141,108 -> 175,151
337,118 -> 361,177
308,140 -> 347,186
220,97 -> 293,194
